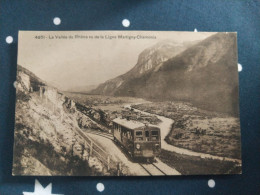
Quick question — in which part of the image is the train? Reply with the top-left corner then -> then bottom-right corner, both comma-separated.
112,118 -> 161,161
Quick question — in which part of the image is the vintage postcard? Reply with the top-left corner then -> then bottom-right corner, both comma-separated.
13,31 -> 241,176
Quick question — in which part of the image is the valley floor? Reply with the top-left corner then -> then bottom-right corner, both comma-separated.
66,93 -> 241,174
132,102 -> 241,160
14,88 -> 241,175
129,104 -> 241,163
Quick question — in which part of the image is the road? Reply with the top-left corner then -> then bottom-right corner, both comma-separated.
86,132 -> 180,176
86,133 -> 149,176
125,104 -> 242,164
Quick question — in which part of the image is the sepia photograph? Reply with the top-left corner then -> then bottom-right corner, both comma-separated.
12,31 -> 241,176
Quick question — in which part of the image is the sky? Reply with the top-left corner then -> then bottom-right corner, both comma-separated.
18,31 -> 215,91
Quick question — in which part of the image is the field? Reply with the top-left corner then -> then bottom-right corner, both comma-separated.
133,101 -> 241,159
64,92 -> 147,106
65,93 -> 161,127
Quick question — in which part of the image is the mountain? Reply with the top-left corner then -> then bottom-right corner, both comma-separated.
91,33 -> 239,115
90,39 -> 199,95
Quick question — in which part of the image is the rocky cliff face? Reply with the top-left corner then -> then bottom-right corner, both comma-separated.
17,71 -> 31,91
91,33 -> 239,115
130,40 -> 192,75
90,40 -> 198,95
13,65 -> 108,175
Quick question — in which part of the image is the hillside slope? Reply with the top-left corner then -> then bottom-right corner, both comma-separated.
91,40 -> 199,95
93,33 -> 239,115
13,65 -> 109,175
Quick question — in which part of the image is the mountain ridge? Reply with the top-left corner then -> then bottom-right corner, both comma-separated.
90,39 -> 200,95
91,33 -> 239,115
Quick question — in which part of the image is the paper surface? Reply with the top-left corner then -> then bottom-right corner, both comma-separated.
13,31 -> 241,176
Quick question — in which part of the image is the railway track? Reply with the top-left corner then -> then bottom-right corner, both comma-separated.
83,130 -> 179,176
139,163 -> 167,176
83,129 -> 176,176
83,129 -> 114,140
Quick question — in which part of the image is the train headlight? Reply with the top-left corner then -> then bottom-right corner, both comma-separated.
136,144 -> 141,150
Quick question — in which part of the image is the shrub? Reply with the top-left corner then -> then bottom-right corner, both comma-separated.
174,132 -> 183,139
17,90 -> 31,102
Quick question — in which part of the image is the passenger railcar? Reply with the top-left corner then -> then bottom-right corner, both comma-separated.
112,118 -> 161,161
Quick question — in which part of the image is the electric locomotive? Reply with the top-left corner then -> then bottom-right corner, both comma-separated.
112,118 -> 161,161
